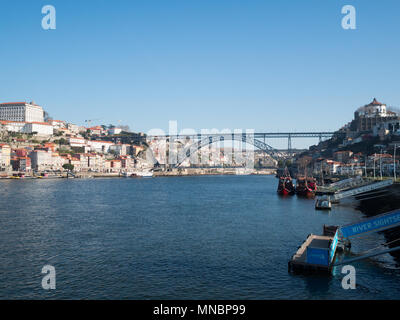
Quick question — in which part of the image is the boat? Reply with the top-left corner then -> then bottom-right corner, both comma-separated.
296,176 -> 317,197
137,170 -> 153,178
315,195 -> 332,210
277,176 -> 295,195
124,170 -> 154,178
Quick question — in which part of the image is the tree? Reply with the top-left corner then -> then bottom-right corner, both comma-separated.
62,163 -> 74,171
120,125 -> 130,132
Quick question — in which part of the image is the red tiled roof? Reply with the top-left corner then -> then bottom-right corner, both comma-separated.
0,102 -> 26,105
368,98 -> 384,106
29,122 -> 52,126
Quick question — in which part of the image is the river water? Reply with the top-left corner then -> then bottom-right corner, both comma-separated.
1,175 -> 400,299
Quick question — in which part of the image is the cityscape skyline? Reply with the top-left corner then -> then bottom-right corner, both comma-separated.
1,0 -> 400,149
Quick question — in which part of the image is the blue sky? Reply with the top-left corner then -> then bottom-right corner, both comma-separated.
1,0 -> 399,148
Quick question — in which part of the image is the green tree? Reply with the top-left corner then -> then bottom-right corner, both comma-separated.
62,163 -> 74,171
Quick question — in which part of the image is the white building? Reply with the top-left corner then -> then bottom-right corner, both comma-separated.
29,150 -> 54,171
87,140 -> 113,153
24,122 -> 53,135
356,98 -> 389,118
67,123 -> 85,134
0,101 -> 44,122
2,121 -> 26,133
109,144 -> 129,156
108,127 -> 122,135
68,136 -> 87,148
48,120 -> 66,130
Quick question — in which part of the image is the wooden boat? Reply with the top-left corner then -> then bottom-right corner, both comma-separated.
296,176 -> 317,197
277,176 -> 295,195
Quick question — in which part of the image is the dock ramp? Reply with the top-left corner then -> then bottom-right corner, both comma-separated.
289,208 -> 400,274
340,208 -> 400,238
332,179 -> 393,201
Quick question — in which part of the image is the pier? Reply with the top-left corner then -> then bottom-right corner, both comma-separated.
288,226 -> 339,274
289,208 -> 400,275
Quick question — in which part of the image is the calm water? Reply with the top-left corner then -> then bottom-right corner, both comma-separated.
1,175 -> 400,299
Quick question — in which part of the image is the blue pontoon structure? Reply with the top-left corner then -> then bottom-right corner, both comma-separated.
288,209 -> 400,274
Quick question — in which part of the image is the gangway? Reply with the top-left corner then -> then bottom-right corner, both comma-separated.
289,208 -> 400,274
332,179 -> 393,201
329,176 -> 363,189
339,208 -> 400,238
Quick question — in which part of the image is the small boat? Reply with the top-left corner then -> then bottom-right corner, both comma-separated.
125,170 -> 154,178
137,170 -> 153,178
296,176 -> 317,197
315,195 -> 332,210
277,176 -> 295,195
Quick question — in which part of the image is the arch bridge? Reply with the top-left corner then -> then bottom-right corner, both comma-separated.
146,131 -> 342,168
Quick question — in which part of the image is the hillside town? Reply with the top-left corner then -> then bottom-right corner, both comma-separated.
0,101 -> 154,177
1,98 -> 400,179
294,98 -> 400,180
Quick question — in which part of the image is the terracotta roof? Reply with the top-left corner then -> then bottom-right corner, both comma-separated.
29,122 -> 52,126
0,102 -> 26,105
368,98 -> 384,106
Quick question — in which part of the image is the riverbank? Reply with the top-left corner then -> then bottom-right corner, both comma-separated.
0,168 -> 276,180
154,168 -> 276,177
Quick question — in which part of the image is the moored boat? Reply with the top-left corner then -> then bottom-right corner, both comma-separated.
296,176 -> 317,197
124,170 -> 154,178
315,195 -> 332,210
277,176 -> 295,195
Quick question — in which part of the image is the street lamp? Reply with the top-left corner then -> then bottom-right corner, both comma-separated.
394,144 -> 400,181
380,148 -> 383,180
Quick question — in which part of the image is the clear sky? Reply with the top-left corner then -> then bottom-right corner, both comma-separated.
1,0 -> 399,148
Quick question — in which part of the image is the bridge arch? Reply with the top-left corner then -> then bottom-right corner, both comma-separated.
174,134 -> 281,168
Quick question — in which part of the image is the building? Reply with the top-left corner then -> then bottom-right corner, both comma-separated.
0,120 -> 53,135
66,123 -> 84,134
24,122 -> 54,135
372,118 -> 400,137
68,136 -> 87,148
0,101 -> 44,122
108,127 -> 122,135
87,140 -> 113,153
29,149 -> 54,171
351,98 -> 399,132
109,143 -> 129,156
105,159 -> 122,172
47,120 -> 66,130
88,126 -> 103,135
0,144 -> 11,170
12,157 -> 31,172
333,151 -> 353,163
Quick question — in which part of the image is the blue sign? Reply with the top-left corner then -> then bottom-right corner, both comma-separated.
307,247 -> 329,266
341,209 -> 400,238
329,231 -> 338,263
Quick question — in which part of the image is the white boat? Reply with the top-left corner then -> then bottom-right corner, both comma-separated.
124,170 -> 154,178
315,195 -> 332,210
137,170 -> 153,178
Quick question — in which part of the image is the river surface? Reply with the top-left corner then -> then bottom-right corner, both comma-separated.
1,175 -> 400,299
